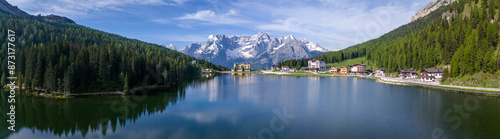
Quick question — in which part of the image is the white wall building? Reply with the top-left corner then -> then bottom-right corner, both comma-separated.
308,59 -> 326,71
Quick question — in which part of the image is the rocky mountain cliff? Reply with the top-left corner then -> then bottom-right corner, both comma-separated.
180,32 -> 334,69
0,0 -> 30,17
0,0 -> 75,24
410,0 -> 457,22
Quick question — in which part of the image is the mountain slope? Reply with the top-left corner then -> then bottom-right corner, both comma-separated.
180,32 -> 333,69
0,1 -> 225,94
0,0 -> 75,24
0,0 -> 30,18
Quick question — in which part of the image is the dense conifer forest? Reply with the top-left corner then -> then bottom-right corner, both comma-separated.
0,11 -> 227,94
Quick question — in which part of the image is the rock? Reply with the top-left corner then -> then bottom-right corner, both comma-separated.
410,0 -> 457,22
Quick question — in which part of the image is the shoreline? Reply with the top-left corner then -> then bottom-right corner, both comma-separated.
8,71 -> 500,98
255,70 -> 500,97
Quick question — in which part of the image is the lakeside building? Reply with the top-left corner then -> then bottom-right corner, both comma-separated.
350,64 -> 368,75
375,68 -> 387,76
308,59 -> 326,71
340,67 -> 349,74
282,66 -> 290,71
351,64 -> 366,72
271,65 -> 279,71
329,67 -> 340,73
421,75 -> 436,82
290,67 -> 297,72
421,68 -> 443,79
233,63 -> 251,71
398,69 -> 418,79
419,68 -> 443,82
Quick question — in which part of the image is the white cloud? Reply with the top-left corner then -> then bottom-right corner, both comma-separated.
175,9 -> 250,25
6,0 -> 188,18
214,0 -> 425,49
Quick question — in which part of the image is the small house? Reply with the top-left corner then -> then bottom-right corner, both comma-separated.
421,68 -> 443,79
329,67 -> 339,73
290,67 -> 297,72
340,67 -> 349,74
281,66 -> 290,71
375,68 -> 387,76
271,66 -> 279,71
351,64 -> 366,72
421,75 -> 436,82
398,69 -> 418,79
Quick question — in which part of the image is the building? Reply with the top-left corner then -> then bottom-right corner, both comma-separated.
421,68 -> 443,79
191,60 -> 196,65
271,65 -> 279,71
329,67 -> 339,73
351,64 -> 366,72
281,66 -> 290,71
398,69 -> 418,79
308,59 -> 326,71
421,75 -> 436,82
350,64 -> 368,75
375,68 -> 387,76
290,67 -> 297,72
340,67 -> 349,74
233,63 -> 251,71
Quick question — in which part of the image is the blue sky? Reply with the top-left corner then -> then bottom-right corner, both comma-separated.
8,0 -> 434,50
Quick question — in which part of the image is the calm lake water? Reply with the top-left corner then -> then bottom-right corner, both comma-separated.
1,73 -> 500,139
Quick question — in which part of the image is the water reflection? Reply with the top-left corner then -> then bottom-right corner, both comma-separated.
0,90 -> 185,138
2,74 -> 500,138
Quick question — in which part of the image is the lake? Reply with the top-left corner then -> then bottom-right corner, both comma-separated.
1,73 -> 500,139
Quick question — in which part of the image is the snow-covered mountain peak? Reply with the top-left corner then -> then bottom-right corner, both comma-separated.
166,43 -> 176,50
180,32 -> 332,69
285,35 -> 296,40
207,34 -> 228,42
305,42 -> 327,52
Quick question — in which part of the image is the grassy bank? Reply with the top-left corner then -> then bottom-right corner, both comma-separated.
441,71 -> 500,89
325,57 -> 375,69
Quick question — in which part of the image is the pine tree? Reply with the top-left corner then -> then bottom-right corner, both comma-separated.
63,63 -> 75,94
123,73 -> 129,95
44,62 -> 56,92
0,73 -> 5,87
442,68 -> 449,82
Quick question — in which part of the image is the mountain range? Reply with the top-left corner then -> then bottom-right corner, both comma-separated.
178,32 -> 336,69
